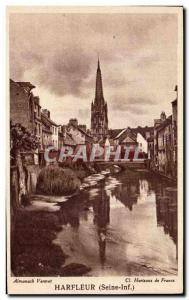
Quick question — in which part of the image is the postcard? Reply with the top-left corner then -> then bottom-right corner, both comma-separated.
7,6 -> 183,295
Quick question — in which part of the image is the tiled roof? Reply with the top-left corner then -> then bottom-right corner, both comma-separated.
64,133 -> 76,146
109,126 -> 154,140
16,81 -> 36,91
41,112 -> 58,127
156,116 -> 172,132
132,126 -> 154,139
108,129 -> 122,139
69,123 -> 92,138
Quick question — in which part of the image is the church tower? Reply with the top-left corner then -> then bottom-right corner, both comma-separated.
91,59 -> 108,140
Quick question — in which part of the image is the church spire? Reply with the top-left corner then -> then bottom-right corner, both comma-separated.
95,58 -> 104,105
91,59 -> 108,140
97,57 -> 100,70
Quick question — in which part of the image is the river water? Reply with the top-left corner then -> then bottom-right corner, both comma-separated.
52,169 -> 177,276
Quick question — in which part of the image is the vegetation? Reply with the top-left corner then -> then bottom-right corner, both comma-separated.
59,159 -> 95,179
10,122 -> 39,154
36,165 -> 81,196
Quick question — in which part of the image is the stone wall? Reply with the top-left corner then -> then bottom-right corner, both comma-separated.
26,165 -> 41,194
10,164 -> 41,210
10,166 -> 20,209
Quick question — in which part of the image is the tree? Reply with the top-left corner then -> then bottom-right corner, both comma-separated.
10,121 -> 40,205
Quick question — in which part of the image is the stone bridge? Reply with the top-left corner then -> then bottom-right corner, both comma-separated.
88,159 -> 148,170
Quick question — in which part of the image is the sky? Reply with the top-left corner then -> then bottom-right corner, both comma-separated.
9,12 -> 178,129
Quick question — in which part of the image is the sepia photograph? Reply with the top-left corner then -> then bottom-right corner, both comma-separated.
7,6 -> 183,295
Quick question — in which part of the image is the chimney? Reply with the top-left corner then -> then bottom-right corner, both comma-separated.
68,118 -> 78,127
160,111 -> 166,122
42,109 -> 50,119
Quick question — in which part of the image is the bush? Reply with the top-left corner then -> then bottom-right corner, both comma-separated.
36,165 -> 81,196
59,160 -> 95,180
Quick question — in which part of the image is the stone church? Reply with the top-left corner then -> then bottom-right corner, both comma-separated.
91,59 -> 108,141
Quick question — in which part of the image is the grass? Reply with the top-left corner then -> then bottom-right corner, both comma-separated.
36,165 -> 81,196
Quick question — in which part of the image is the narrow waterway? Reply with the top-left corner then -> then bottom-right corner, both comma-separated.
52,169 -> 177,276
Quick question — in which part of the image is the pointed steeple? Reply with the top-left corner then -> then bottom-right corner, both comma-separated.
95,58 -> 104,105
91,58 -> 108,140
97,57 -> 100,70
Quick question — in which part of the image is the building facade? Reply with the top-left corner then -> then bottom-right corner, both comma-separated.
41,109 -> 59,149
154,111 -> 167,163
91,60 -> 108,141
156,116 -> 173,175
58,125 -> 65,149
108,126 -> 153,158
32,96 -> 42,146
67,119 -> 93,145
10,79 -> 43,149
153,86 -> 177,179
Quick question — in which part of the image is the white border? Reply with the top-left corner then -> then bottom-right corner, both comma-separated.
1,0 -> 188,299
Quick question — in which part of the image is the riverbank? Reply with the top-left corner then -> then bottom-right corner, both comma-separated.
11,166 -> 177,277
11,208 -> 91,276
146,159 -> 177,183
11,164 -> 120,276
150,169 -> 177,184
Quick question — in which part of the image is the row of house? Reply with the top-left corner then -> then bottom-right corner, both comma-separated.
153,93 -> 177,178
10,79 -> 59,151
105,87 -> 177,178
107,126 -> 153,157
10,80 -> 93,158
59,118 -> 93,148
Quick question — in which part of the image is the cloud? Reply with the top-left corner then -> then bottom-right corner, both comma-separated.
124,106 -> 149,115
78,108 -> 90,119
111,96 -> 157,111
36,50 -> 92,97
9,12 -> 178,128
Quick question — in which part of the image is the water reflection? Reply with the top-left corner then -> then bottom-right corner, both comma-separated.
55,170 -> 178,275
57,196 -> 81,229
93,183 -> 110,267
155,186 -> 177,259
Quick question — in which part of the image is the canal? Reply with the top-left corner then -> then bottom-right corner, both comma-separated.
53,168 -> 178,276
